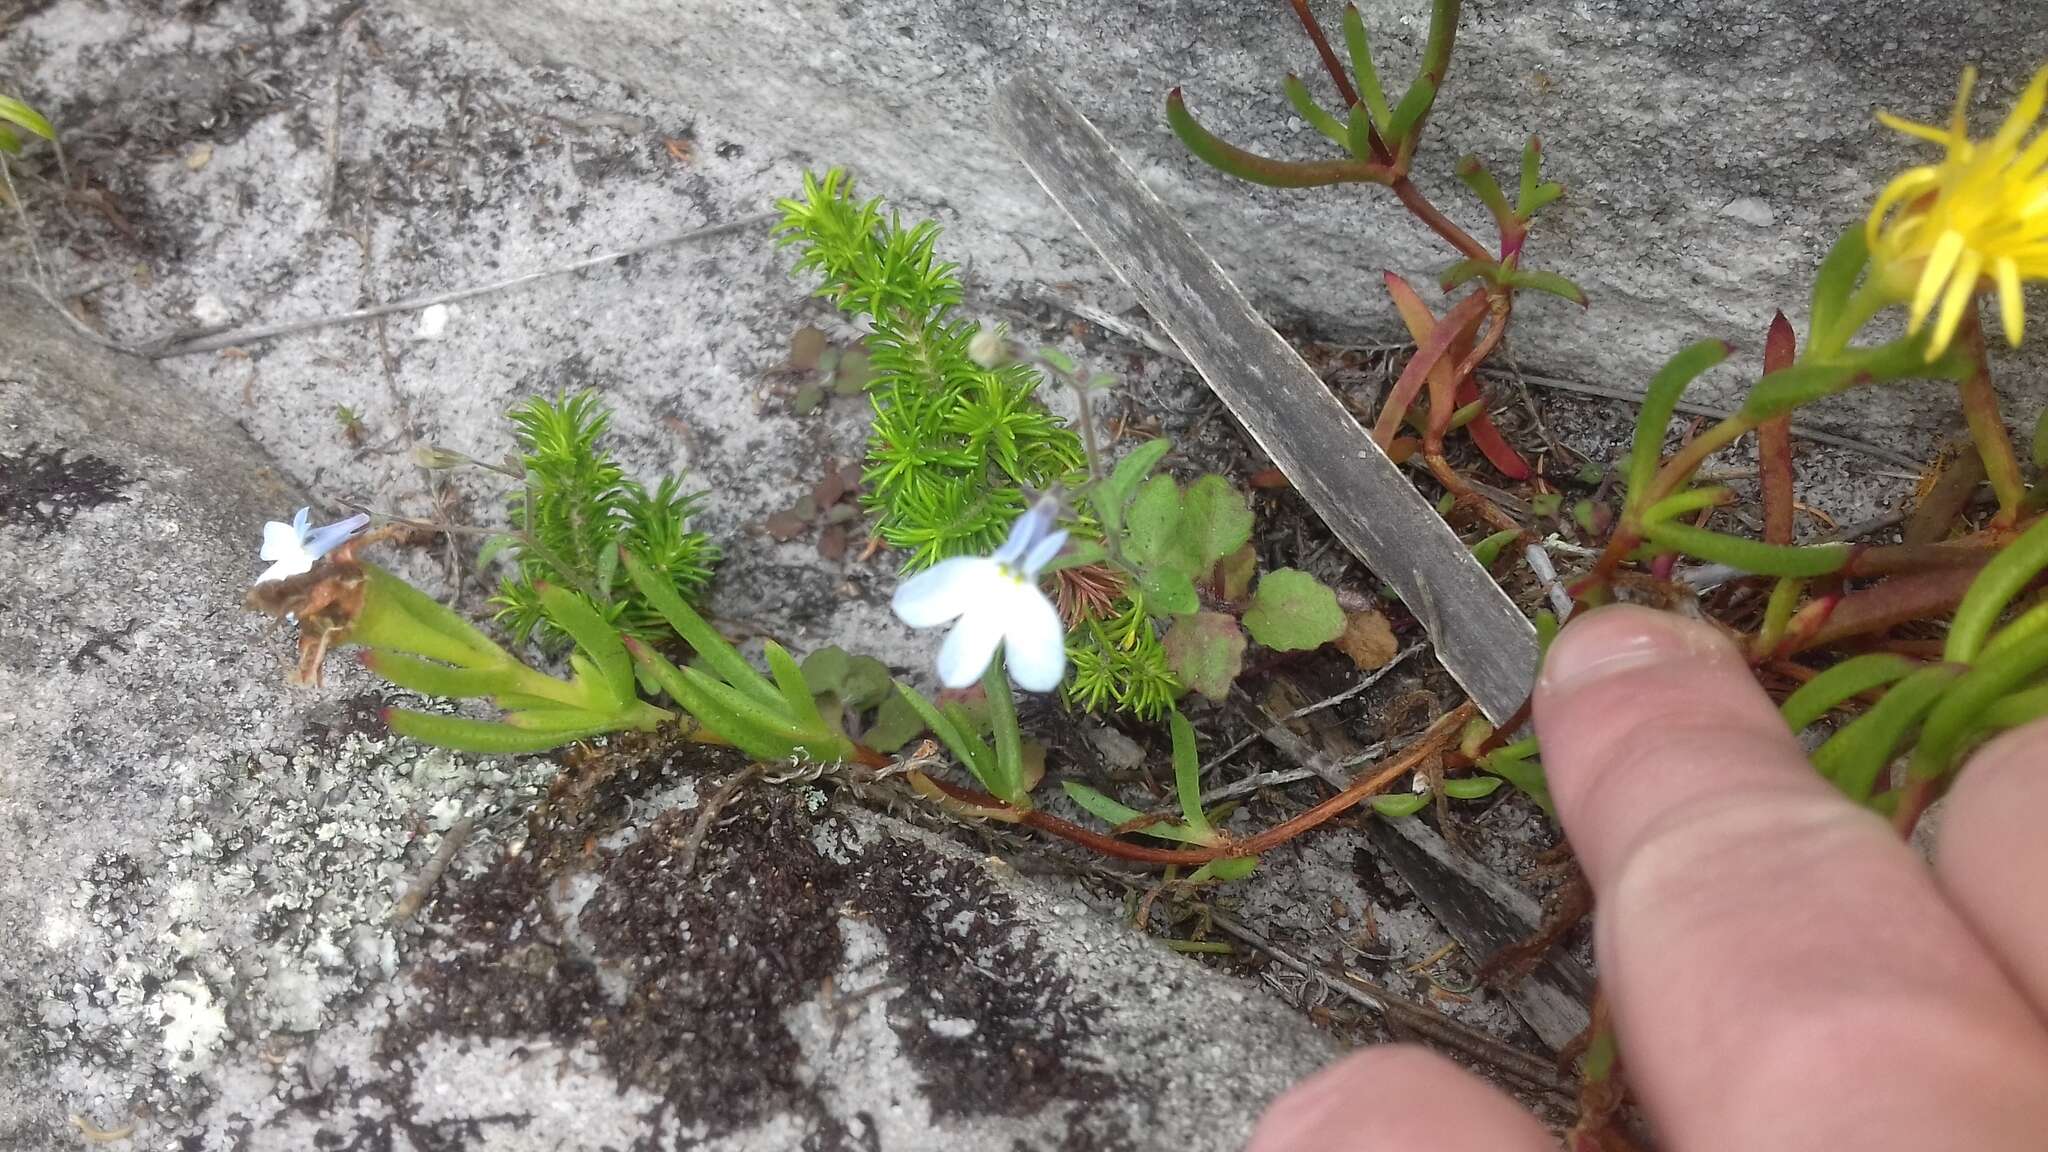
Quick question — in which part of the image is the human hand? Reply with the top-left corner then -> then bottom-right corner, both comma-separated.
1249,605 -> 2048,1151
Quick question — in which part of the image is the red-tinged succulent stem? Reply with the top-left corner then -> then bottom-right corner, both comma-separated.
1759,312 -> 1799,545
1392,176 -> 1493,262
1285,0 -> 1364,128
1956,313 -> 2027,528
1781,566 -> 1982,655
1374,289 -> 1489,445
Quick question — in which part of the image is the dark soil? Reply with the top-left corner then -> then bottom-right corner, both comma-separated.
384,742 -> 1129,1150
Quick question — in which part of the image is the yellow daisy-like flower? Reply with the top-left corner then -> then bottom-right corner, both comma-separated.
1866,65 -> 2048,359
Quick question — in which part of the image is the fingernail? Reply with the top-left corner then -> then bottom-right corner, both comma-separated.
1538,605 -> 1733,697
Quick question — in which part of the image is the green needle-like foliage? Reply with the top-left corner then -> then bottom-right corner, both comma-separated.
490,392 -> 718,648
775,169 -> 1180,716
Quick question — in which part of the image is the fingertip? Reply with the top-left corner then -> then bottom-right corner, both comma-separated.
1249,1046 -> 1553,1152
1536,604 -> 1737,701
1532,604 -> 1818,882
1935,718 -> 2048,1007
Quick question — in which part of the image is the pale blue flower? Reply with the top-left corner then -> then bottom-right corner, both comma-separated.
257,507 -> 370,583
892,496 -> 1069,691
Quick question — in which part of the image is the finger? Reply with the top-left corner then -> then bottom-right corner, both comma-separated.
1247,1046 -> 1553,1152
1937,719 -> 2048,1013
1534,606 -> 2048,1151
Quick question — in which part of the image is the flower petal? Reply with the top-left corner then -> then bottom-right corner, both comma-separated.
291,507 -> 311,535
260,520 -> 305,562
999,580 -> 1068,692
1928,249 -> 1984,359
1992,67 -> 2048,154
935,605 -> 1006,688
256,554 -> 312,584
1019,528 -> 1069,580
303,513 -> 370,559
892,556 -> 995,628
992,495 -> 1058,567
1911,229 -> 1967,328
1877,111 -> 1955,147
1996,256 -> 2026,345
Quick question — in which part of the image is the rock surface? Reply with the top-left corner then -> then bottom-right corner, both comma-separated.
0,286 -> 1340,1147
405,0 -> 2048,445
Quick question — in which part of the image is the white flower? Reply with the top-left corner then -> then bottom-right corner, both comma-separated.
256,507 -> 370,583
891,496 -> 1069,691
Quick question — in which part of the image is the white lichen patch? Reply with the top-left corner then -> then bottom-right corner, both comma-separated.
157,980 -> 229,1078
37,724 -> 558,1117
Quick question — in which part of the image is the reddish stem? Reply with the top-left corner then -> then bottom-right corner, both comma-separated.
1392,176 -> 1494,263
1956,314 -> 2027,528
1285,0 -> 1363,125
918,704 -> 1476,866
1780,566 -> 1981,655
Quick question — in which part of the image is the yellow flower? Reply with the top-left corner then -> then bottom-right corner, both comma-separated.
1867,65 -> 2048,359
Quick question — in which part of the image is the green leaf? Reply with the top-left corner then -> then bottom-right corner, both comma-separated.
1342,3 -> 1393,136
863,690 -> 927,753
894,684 -> 997,792
1439,257 -> 1499,292
1518,135 -> 1543,211
1911,630 -> 2048,781
1641,522 -> 1851,577
1779,652 -> 1919,732
1470,528 -> 1522,568
630,640 -> 778,758
1386,75 -> 1438,145
1627,340 -> 1731,510
1740,361 -> 1861,420
1162,612 -> 1246,701
1216,543 -> 1257,602
1455,155 -> 1511,226
1061,782 -> 1209,843
1123,474 -> 1184,569
801,646 -> 852,695
622,549 -> 778,706
982,654 -> 1027,805
1168,89 -> 1391,188
1947,514 -> 2048,662
386,708 -> 607,755
1243,569 -> 1345,651
1283,73 -> 1349,147
365,651 -> 521,700
1181,474 -> 1254,569
1503,268 -> 1588,307
1185,857 -> 1258,883
1443,776 -> 1505,800
1479,748 -> 1552,815
1108,440 -> 1172,504
1169,710 -> 1214,840
1370,793 -> 1431,818
1814,664 -> 1960,799
1808,225 -> 1870,348
841,655 -> 895,710
765,642 -> 828,733
0,95 -> 55,142
1141,567 -> 1200,616
358,564 -> 506,665
537,584 -> 634,707
1641,486 -> 1731,525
